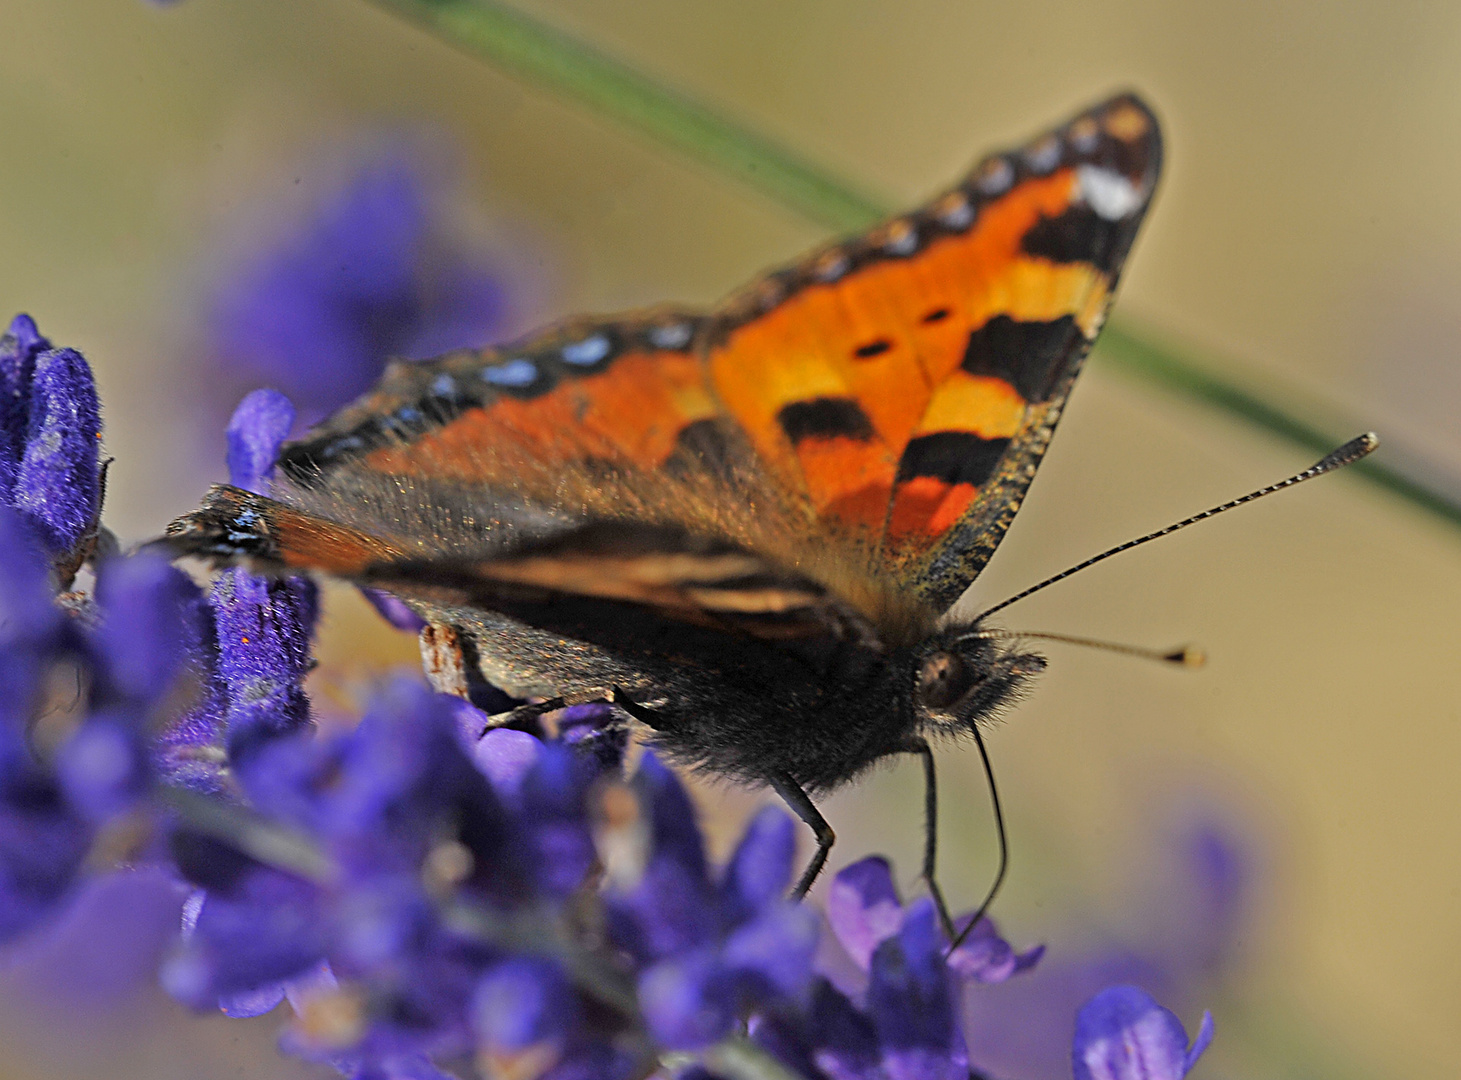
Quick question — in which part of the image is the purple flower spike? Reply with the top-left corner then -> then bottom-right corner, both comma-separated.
827,856 -> 905,971
0,505 -> 62,652
211,156 -> 510,419
867,899 -> 965,1080
607,754 -> 715,962
225,388 -> 295,494
323,677 -> 524,901
209,568 -> 317,762
558,702 -> 626,774
472,957 -> 577,1051
515,741 -> 597,898
720,806 -> 796,925
58,710 -> 149,822
946,915 -> 1045,984
162,848 -> 328,1009
14,347 -> 101,556
0,315 -> 51,501
1072,985 -> 1214,1080
720,902 -> 820,999
94,553 -> 206,704
800,979 -> 881,1080
635,753 -> 708,886
0,766 -> 91,945
1178,821 -> 1249,973
475,728 -> 541,799
361,587 -> 427,632
638,949 -> 732,1049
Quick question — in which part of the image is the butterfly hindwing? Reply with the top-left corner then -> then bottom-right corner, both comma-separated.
704,93 -> 1161,612
360,520 -> 884,648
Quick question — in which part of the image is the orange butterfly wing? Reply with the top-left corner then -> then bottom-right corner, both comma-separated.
281,310 -> 715,494
266,93 -> 1160,634
704,93 -> 1161,611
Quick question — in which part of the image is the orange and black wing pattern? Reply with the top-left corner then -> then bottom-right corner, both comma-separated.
166,487 -> 883,651
272,309 -> 821,564
224,93 -> 1161,640
704,93 -> 1161,612
279,308 -> 717,506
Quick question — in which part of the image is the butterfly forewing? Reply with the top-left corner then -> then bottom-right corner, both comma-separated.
703,93 -> 1162,613
182,93 -> 1161,648
279,310 -> 718,499
274,309 -> 818,565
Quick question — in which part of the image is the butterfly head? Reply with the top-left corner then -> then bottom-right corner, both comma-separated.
910,627 -> 1045,733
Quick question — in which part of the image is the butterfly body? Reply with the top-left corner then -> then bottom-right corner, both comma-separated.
165,93 -> 1162,895
413,589 -> 1044,796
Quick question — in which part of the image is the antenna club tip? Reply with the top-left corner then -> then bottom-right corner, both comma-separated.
1314,432 -> 1380,474
1165,646 -> 1206,668
1347,432 -> 1380,459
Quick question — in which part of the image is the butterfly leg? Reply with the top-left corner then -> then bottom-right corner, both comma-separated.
484,698 -> 567,732
904,737 -> 956,940
418,622 -> 521,713
770,773 -> 835,900
418,622 -> 472,699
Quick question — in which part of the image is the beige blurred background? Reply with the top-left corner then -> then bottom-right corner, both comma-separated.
2,1 -> 1459,1077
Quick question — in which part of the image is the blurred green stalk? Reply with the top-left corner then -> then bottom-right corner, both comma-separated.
367,0 -> 1461,531
366,0 -> 886,231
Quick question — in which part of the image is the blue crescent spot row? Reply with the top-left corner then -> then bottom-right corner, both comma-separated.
279,317 -> 707,479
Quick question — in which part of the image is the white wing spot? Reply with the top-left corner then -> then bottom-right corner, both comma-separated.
973,156 -> 1014,196
1077,165 -> 1143,220
1068,116 -> 1100,152
935,193 -> 973,229
430,373 -> 458,397
562,334 -> 612,366
482,358 -> 538,387
756,280 -> 785,311
813,250 -> 850,282
882,220 -> 918,256
1023,136 -> 1061,175
648,322 -> 693,349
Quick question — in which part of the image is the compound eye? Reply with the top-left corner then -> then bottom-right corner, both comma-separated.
916,651 -> 971,710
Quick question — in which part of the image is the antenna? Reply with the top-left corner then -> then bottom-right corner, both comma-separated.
946,434 -> 1376,951
975,433 -> 1378,624
943,633 -> 1197,955
947,717 -> 1006,954
976,627 -> 1205,667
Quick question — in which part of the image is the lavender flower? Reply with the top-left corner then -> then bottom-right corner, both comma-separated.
225,388 -> 296,495
0,315 -> 103,577
0,318 -> 202,944
742,856 -> 1044,1080
823,856 -> 1043,986
209,156 -> 512,422
0,517 -> 207,943
15,347 -> 102,559
172,390 -> 319,771
164,677 -> 640,1078
612,762 -> 820,1049
951,816 -> 1247,1079
0,314 -> 50,501
1072,984 -> 1213,1080
0,312 -> 1219,1079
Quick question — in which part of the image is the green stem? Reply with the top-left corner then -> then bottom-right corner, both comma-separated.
368,0 -> 1461,531
701,1037 -> 806,1080
1098,322 -> 1461,528
159,785 -> 337,884
365,0 -> 885,232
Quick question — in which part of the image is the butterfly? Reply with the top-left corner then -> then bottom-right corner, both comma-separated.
163,93 -> 1163,926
